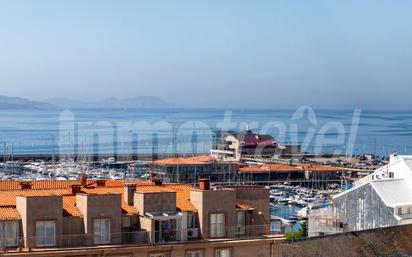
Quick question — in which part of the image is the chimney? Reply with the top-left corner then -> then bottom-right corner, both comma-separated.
199,178 -> 210,190
390,152 -> 398,163
19,181 -> 32,190
96,180 -> 106,187
69,184 -> 82,195
124,184 -> 136,205
80,173 -> 88,187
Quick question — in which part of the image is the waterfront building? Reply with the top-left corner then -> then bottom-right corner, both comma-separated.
151,155 -> 238,184
210,130 -> 278,161
238,163 -> 344,188
308,154 -> 412,237
0,178 -> 277,257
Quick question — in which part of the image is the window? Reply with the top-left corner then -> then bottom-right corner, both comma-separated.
236,211 -> 246,235
186,251 -> 203,257
36,220 -> 56,247
0,221 -> 19,247
122,216 -> 131,228
389,172 -> 394,178
210,213 -> 225,237
398,208 -> 402,215
408,207 -> 412,214
187,213 -> 196,229
216,249 -> 231,257
93,218 -> 110,244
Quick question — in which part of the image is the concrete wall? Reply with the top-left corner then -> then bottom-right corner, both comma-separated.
16,195 -> 63,248
134,192 -> 176,214
62,217 -> 84,235
76,193 -> 123,244
1,238 -> 276,257
139,216 -> 153,242
234,188 -> 270,226
190,189 -> 237,238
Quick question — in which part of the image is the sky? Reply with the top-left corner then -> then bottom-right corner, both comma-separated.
0,0 -> 411,109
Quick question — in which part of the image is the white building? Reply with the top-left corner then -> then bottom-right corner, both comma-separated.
309,154 -> 412,237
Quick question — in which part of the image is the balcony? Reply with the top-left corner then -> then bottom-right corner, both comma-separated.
0,225 -> 277,253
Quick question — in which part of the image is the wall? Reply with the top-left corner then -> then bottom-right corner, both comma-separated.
274,224 -> 412,257
233,188 -> 270,227
16,195 -> 63,248
1,237 -> 276,257
76,193 -> 122,244
190,188 -> 237,238
134,192 -> 176,214
333,183 -> 398,232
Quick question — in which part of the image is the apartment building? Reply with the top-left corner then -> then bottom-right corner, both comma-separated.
210,130 -> 277,161
151,155 -> 238,184
0,178 -> 278,257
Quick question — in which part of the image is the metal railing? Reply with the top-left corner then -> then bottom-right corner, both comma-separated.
0,225 -> 275,252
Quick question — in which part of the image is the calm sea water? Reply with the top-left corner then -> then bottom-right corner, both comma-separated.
0,108 -> 411,156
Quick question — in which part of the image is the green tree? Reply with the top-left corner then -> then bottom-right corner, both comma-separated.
284,222 -> 308,242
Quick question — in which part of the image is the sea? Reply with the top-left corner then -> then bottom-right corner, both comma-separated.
0,108 -> 411,156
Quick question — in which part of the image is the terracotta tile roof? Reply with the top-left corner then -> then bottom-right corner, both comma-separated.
239,163 -> 299,173
0,207 -> 20,220
0,180 -> 150,191
0,188 -> 72,207
236,203 -> 254,210
153,155 -> 218,166
62,196 -> 81,217
300,164 -> 343,172
238,163 -> 343,173
135,186 -> 176,193
0,180 -> 81,191
263,163 -> 302,172
166,184 -> 196,212
122,202 -> 138,215
0,180 -> 197,219
238,166 -> 270,173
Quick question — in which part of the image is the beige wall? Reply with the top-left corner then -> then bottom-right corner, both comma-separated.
16,195 -> 63,248
76,193 -> 122,244
1,238 -> 278,257
190,189 -> 237,238
134,192 -> 176,214
62,216 -> 84,235
234,188 -> 270,226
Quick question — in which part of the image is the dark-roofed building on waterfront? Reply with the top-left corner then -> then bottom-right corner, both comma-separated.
210,130 -> 278,161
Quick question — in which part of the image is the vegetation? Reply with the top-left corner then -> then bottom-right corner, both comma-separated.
284,222 -> 308,242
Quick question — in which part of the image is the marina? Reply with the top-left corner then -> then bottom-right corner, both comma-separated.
269,183 -> 340,233
0,156 -> 344,233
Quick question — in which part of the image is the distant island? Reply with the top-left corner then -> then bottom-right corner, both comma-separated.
0,96 -> 57,110
0,95 -> 173,109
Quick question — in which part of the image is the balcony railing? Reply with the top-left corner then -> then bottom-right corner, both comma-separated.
0,225 -> 277,252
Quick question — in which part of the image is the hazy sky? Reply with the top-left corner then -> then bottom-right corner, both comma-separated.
0,0 -> 411,109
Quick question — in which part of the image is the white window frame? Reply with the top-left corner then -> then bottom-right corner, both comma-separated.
215,249 -> 231,257
0,221 -> 19,247
210,213 -> 225,238
186,250 -> 203,257
93,218 -> 111,244
35,220 -> 56,247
